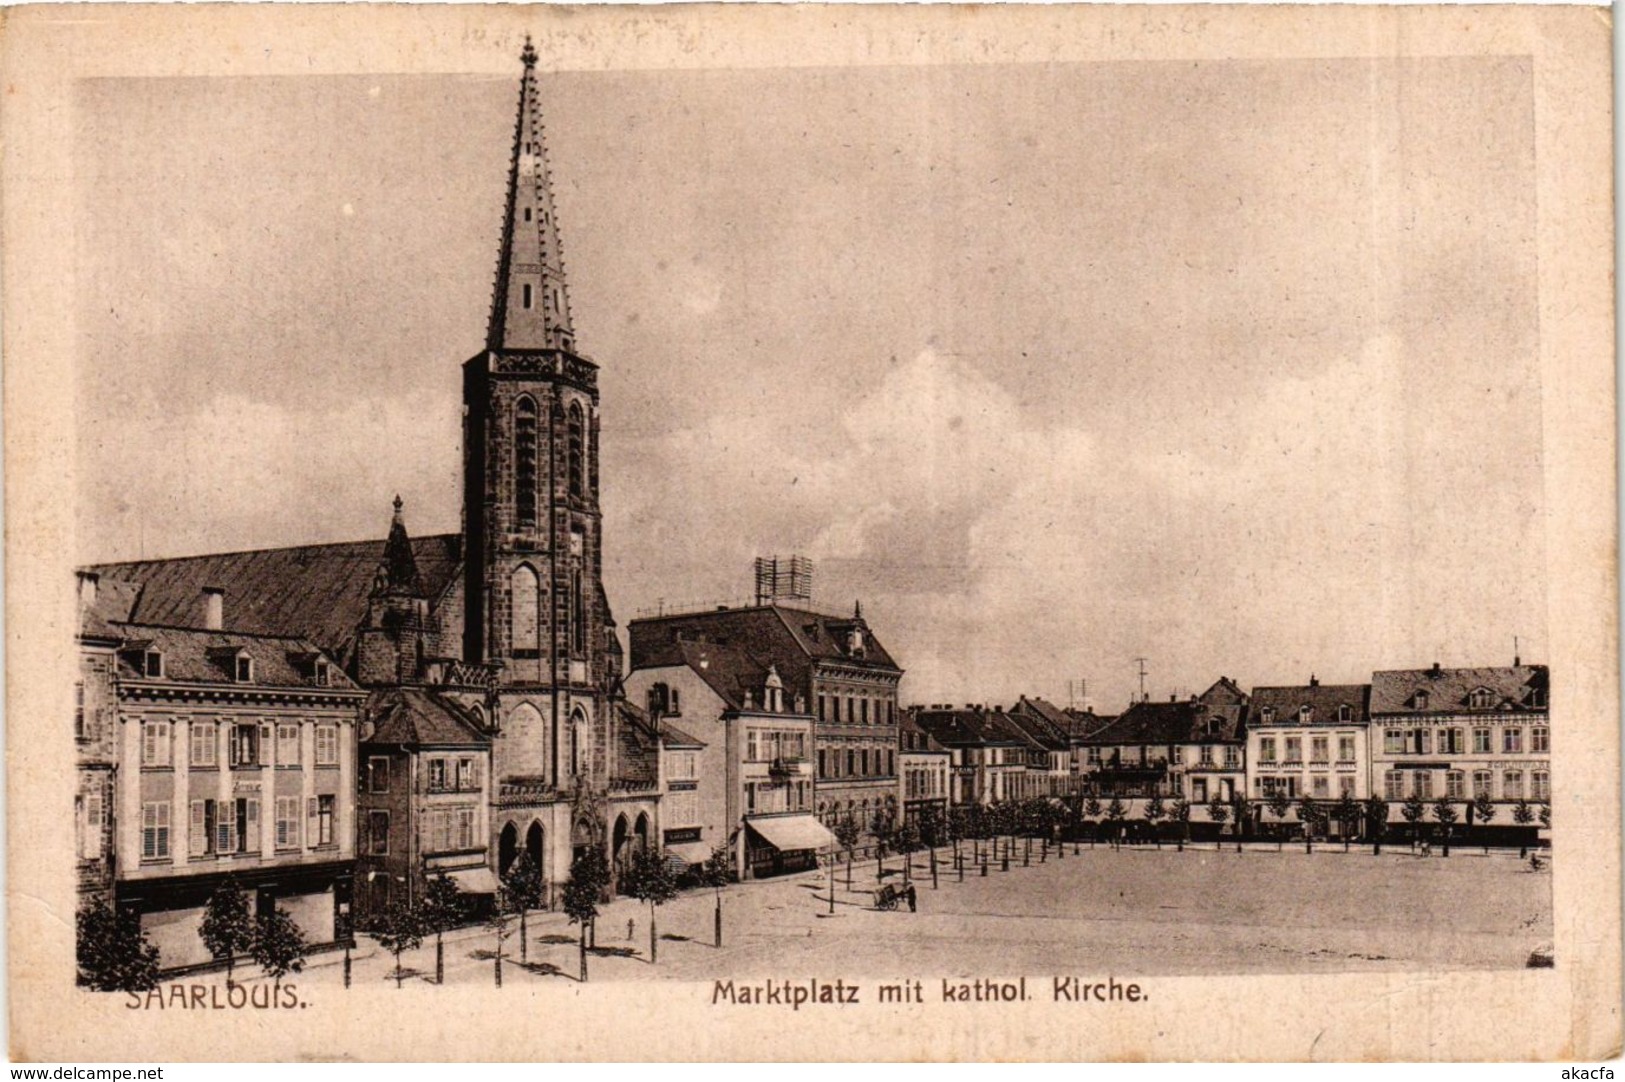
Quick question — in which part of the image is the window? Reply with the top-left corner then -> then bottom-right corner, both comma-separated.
1473,727 -> 1492,754
1414,691 -> 1429,710
235,798 -> 258,853
142,720 -> 172,768
277,724 -> 301,766
1532,727 -> 1549,753
1198,745 -> 1214,766
746,732 -> 759,762
847,696 -> 856,724
1284,737 -> 1301,764
1440,728 -> 1464,754
1532,770 -> 1550,800
1168,746 -> 1182,767
367,810 -> 390,856
1473,770 -> 1493,798
190,722 -> 217,768
1224,745 -> 1240,769
316,795 -> 335,846
888,702 -> 896,726
1412,729 -> 1432,755
142,802 -> 171,860
1384,729 -> 1403,755
846,749 -> 855,776
1298,707 -> 1313,725
1446,771 -> 1465,799
523,206 -> 533,223
1503,728 -> 1523,754
314,659 -> 330,687
275,797 -> 301,850
571,567 -> 586,655
1337,705 -> 1352,723
1469,688 -> 1494,709
514,398 -> 539,528
1413,771 -> 1433,799
228,724 -> 259,768
315,724 -> 338,766
457,758 -> 475,791
428,758 -> 448,791
860,699 -> 870,724
456,807 -> 475,850
189,799 -> 217,857
511,565 -> 540,655
235,655 -> 254,683
1311,776 -> 1329,798
818,749 -> 827,778
1337,735 -> 1355,763
1087,747 -> 1101,765
1310,736 -> 1329,764
1260,707 -> 1275,724
860,749 -> 870,776
670,688 -> 680,715
78,792 -> 104,860
1530,687 -> 1547,709
886,750 -> 894,777
1384,770 -> 1403,800
522,283 -> 533,309
1259,737 -> 1276,763
1192,778 -> 1208,803
143,650 -> 163,678
1502,770 -> 1524,800
1338,775 -> 1356,798
817,694 -> 826,722
567,403 -> 585,499
74,683 -> 86,741
367,756 -> 390,793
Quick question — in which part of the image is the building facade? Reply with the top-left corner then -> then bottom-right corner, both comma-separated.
1245,680 -> 1371,812
899,711 -> 951,830
909,706 -> 1031,807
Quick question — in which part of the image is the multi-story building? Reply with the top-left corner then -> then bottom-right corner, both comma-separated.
657,718 -> 707,867
1368,663 -> 1550,832
77,578 -> 365,971
1245,680 -> 1371,812
909,706 -> 1031,807
899,711 -> 951,832
76,574 -> 123,905
1080,679 -> 1248,808
1007,697 -> 1075,798
79,45 -> 662,917
629,599 -> 902,841
625,640 -> 827,879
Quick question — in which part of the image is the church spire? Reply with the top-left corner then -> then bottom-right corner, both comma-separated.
487,36 -> 576,353
376,494 -> 423,597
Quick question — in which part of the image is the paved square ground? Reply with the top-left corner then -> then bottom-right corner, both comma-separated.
259,841 -> 1551,991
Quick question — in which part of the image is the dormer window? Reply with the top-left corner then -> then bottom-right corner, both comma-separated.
670,687 -> 680,716
1468,688 -> 1494,709
1259,707 -> 1275,724
314,659 -> 330,687
1413,690 -> 1429,711
1530,687 -> 1548,709
1337,704 -> 1352,723
143,650 -> 163,679
1298,706 -> 1313,725
234,654 -> 254,683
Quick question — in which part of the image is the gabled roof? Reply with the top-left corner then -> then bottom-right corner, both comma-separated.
659,719 -> 706,749
1083,698 -> 1244,745
1249,683 -> 1371,727
1065,708 -> 1119,741
1369,665 -> 1548,716
1199,676 -> 1249,708
1005,698 -> 1071,750
112,623 -> 360,691
84,534 -> 465,660
364,687 -> 487,747
899,710 -> 949,754
911,707 -> 1031,749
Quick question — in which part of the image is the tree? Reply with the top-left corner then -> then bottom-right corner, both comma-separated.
1083,796 -> 1103,847
1295,794 -> 1319,853
76,902 -> 160,992
1169,798 -> 1191,851
562,846 -> 609,982
1432,797 -> 1458,856
620,845 -> 680,965
1206,794 -> 1229,850
421,872 -> 467,985
870,813 -> 894,878
1365,795 -> 1389,854
1472,792 -> 1497,854
1104,797 -> 1127,848
833,818 -> 862,889
1512,799 -> 1536,858
1267,790 -> 1292,851
696,844 -> 732,948
1539,802 -> 1551,829
373,896 -> 426,989
250,905 -> 308,994
1142,794 -> 1167,848
894,820 -> 923,882
1230,796 -> 1250,852
502,852 -> 544,964
486,883 -> 515,987
1335,793 -> 1361,852
1401,794 -> 1427,847
198,878 -> 255,988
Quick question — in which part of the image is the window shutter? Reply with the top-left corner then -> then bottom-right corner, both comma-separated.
85,792 -> 103,859
190,801 -> 207,856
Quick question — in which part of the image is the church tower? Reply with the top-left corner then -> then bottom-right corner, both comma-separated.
462,39 -> 607,792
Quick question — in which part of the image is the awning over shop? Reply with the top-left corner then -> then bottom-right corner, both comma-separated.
448,866 -> 501,895
664,841 -> 714,866
747,814 -> 837,853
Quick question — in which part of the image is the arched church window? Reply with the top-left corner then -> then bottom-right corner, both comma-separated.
571,710 -> 587,778
514,397 -> 538,528
571,567 -> 587,655
568,403 -> 584,499
511,564 -> 540,655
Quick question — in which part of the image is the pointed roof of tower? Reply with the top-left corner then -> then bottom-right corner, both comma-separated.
378,495 -> 424,597
487,36 -> 576,353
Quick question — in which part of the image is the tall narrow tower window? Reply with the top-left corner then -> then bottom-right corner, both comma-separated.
514,397 -> 538,528
511,565 -> 540,655
521,283 -> 533,310
567,403 -> 585,499
572,567 -> 586,655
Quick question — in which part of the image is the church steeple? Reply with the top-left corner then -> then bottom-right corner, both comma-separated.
487,36 -> 575,353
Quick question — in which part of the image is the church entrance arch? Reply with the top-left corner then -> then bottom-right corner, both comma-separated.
525,821 -> 544,879
611,814 -> 631,887
634,812 -> 650,853
498,821 -> 519,875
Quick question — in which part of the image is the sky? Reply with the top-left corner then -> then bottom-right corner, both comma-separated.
74,56 -> 1546,711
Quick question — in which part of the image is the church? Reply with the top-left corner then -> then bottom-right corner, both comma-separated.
78,40 -> 661,945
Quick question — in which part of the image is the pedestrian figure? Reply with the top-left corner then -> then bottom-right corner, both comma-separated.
906,885 -> 917,913
627,918 -> 635,941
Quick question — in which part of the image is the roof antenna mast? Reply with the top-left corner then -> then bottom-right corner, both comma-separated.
1133,657 -> 1149,704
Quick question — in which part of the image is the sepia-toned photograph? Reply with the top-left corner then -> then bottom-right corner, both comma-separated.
5,3 -> 1617,1063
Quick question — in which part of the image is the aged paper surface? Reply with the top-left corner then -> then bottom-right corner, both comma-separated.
4,2 -> 1617,1062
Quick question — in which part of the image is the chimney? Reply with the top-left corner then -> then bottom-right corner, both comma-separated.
1430,662 -> 1442,678
76,570 -> 99,608
1169,694 -> 1177,703
1309,674 -> 1319,687
203,587 -> 224,630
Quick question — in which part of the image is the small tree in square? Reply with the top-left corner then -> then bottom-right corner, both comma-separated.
562,846 -> 609,983
1142,793 -> 1167,849
1511,799 -> 1536,857
696,844 -> 733,948
1432,797 -> 1458,856
199,877 -> 255,989
833,818 -> 862,889
421,871 -> 467,985
77,901 -> 160,993
1539,802 -> 1551,829
1365,794 -> 1389,854
1335,793 -> 1361,853
1401,794 -> 1427,848
502,852 -> 545,964
250,904 -> 308,995
1295,794 -> 1319,853
1230,796 -> 1250,852
1169,798 -> 1191,851
486,881 -> 515,988
620,846 -> 680,965
1206,794 -> 1229,850
1267,790 -> 1292,851
1104,797 -> 1128,848
373,896 -> 426,989
1083,796 -> 1104,848
1471,792 -> 1497,854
